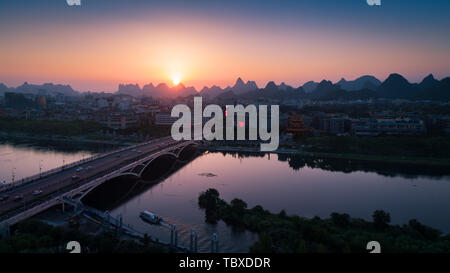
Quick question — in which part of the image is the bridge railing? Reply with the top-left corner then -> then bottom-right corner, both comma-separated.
0,136 -> 173,192
0,140 -> 191,225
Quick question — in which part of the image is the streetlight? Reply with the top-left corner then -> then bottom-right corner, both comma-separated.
11,167 -> 16,183
39,160 -> 43,178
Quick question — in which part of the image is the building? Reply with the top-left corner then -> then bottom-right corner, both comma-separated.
35,95 -> 47,109
351,117 -> 426,136
286,114 -> 308,135
99,114 -> 138,129
437,116 -> 450,134
4,92 -> 35,109
319,117 -> 350,135
155,112 -> 179,125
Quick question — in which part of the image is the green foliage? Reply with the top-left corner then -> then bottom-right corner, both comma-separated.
0,117 -> 103,136
306,136 -> 450,159
117,124 -> 171,138
372,210 -> 391,230
331,212 -> 351,228
198,188 -> 221,223
198,189 -> 450,253
0,220 -> 165,253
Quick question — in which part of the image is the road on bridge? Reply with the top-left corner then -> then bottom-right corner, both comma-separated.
0,137 -> 182,221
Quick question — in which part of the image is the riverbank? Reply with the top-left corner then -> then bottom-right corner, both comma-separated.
198,189 -> 450,253
0,219 -> 166,253
0,131 -> 137,146
206,145 -> 450,167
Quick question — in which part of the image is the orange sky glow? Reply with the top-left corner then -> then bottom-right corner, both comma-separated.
1,10 -> 449,92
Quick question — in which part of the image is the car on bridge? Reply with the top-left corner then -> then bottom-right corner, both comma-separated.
0,195 -> 9,201
13,195 -> 23,202
33,190 -> 43,196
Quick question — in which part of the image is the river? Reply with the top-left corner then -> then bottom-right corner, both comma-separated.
1,142 -> 450,253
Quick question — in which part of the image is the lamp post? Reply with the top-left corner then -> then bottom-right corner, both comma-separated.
11,167 -> 16,183
39,160 -> 43,178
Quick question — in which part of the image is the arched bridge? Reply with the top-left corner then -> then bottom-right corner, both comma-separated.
0,138 -> 201,228
67,141 -> 199,201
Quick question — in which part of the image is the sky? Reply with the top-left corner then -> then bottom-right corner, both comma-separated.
0,0 -> 449,92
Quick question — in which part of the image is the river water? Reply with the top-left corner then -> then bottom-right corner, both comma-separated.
0,139 -> 114,184
107,151 -> 450,253
1,142 -> 450,253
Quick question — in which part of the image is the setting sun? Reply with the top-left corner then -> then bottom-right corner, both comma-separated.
171,74 -> 182,86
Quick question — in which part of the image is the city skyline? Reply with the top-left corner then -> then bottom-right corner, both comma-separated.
1,0 -> 450,92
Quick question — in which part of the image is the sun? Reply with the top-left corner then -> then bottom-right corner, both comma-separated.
171,74 -> 182,86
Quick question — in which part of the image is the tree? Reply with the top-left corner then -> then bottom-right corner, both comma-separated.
198,188 -> 220,210
330,212 -> 351,228
198,188 -> 221,224
230,198 -> 247,213
372,210 -> 391,230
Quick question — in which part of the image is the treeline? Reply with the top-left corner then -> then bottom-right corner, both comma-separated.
0,220 -> 164,253
305,136 -> 450,159
198,189 -> 450,253
117,124 -> 171,138
0,117 -> 103,136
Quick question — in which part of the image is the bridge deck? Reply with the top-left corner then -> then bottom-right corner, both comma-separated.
0,138 -> 198,227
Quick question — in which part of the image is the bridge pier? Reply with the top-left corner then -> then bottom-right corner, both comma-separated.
0,224 -> 10,238
170,225 -> 178,248
103,211 -> 111,232
190,230 -> 198,253
117,214 -> 123,237
210,233 -> 219,253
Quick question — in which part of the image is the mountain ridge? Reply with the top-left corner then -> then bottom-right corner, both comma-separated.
1,73 -> 449,101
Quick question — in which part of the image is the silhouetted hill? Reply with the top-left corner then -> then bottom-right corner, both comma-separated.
376,73 -> 419,99
0,83 -> 10,96
230,77 -> 259,94
3,82 -> 80,97
238,84 -> 305,101
215,90 -> 237,103
415,77 -> 450,101
118,82 -> 197,98
118,84 -> 142,97
315,88 -> 379,101
308,80 -> 340,99
278,82 -> 294,91
302,81 -> 319,93
336,75 -> 381,91
199,85 -> 225,99
418,74 -> 439,90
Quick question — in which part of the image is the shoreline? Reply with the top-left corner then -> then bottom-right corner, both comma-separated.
206,145 -> 450,167
0,131 -> 140,146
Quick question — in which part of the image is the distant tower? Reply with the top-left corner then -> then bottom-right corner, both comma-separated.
286,114 -> 308,135
35,95 -> 47,109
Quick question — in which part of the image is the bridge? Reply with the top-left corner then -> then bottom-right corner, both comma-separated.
0,137 -> 200,233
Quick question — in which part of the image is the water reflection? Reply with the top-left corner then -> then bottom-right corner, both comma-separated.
0,139 -> 116,183
219,151 -> 450,179
84,151 -> 450,252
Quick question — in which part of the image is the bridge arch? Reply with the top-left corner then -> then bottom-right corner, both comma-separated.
139,152 -> 179,181
78,173 -> 140,204
175,142 -> 199,159
69,141 -> 200,201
